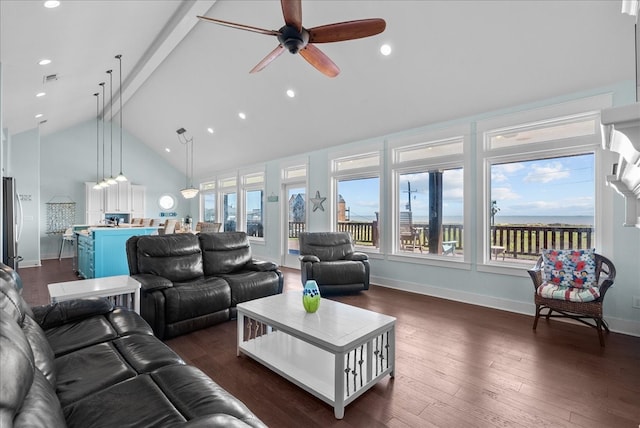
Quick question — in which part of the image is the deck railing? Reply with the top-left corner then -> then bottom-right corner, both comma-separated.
288,221 -> 593,258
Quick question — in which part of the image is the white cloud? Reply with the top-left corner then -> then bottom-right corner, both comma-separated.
492,163 -> 525,182
492,186 -> 520,200
523,161 -> 569,183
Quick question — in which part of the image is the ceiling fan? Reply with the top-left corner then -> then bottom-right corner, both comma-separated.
197,0 -> 386,78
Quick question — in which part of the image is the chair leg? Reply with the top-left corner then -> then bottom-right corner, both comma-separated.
533,305 -> 541,330
58,238 -> 65,260
545,308 -> 553,320
596,318 -> 605,347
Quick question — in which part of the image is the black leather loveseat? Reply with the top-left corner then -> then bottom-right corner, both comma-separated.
126,231 -> 283,339
0,263 -> 266,428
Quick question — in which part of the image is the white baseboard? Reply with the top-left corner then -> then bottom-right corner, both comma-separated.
370,274 -> 640,338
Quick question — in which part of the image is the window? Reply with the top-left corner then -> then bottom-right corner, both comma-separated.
200,182 -> 216,222
242,171 -> 265,239
331,151 -> 381,251
219,175 -> 237,232
478,95 -> 609,265
391,133 -> 466,257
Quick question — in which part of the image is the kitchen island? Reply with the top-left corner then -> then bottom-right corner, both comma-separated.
76,226 -> 157,279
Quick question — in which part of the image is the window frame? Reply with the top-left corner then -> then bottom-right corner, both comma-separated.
388,125 -> 469,263
476,94 -> 613,273
330,146 -> 382,253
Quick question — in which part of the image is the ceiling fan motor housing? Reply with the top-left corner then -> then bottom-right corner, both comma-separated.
278,25 -> 309,54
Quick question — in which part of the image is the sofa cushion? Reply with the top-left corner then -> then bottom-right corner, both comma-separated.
221,271 -> 283,306
311,260 -> 366,285
164,277 -> 231,324
537,282 -> 600,302
21,316 -> 56,386
299,232 -> 355,261
44,316 -> 118,357
200,232 -> 252,275
151,365 -> 266,427
55,342 -> 137,407
136,234 -> 204,282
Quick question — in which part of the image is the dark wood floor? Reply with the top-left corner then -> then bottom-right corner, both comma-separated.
19,259 -> 640,428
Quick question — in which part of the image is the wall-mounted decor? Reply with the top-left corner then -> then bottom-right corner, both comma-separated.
267,193 -> 278,203
310,190 -> 326,212
46,196 -> 76,233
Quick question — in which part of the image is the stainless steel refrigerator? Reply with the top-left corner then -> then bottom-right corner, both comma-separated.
2,177 -> 23,270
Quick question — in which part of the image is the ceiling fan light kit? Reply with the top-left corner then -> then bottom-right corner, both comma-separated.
197,0 -> 386,77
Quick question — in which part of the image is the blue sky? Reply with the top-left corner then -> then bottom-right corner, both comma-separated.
337,153 -> 594,221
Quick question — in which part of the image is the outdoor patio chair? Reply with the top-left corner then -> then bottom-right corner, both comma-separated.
528,249 -> 616,346
399,211 -> 421,252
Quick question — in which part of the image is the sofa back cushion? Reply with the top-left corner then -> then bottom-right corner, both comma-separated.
0,311 -> 65,428
133,234 -> 203,282
200,232 -> 252,275
299,232 -> 354,261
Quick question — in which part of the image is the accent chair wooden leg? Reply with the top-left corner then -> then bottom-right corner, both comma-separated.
596,319 -> 605,347
533,305 -> 541,330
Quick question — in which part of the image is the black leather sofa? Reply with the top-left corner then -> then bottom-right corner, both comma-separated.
0,263 -> 266,428
299,231 -> 370,294
126,232 -> 283,339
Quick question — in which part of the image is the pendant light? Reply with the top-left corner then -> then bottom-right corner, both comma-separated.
115,54 -> 127,182
92,91 -> 102,190
99,82 -> 109,188
106,69 -> 117,186
176,128 -> 199,199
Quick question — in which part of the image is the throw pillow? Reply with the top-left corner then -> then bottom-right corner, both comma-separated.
541,249 -> 596,289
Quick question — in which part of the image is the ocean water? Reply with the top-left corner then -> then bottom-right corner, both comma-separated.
348,215 -> 594,226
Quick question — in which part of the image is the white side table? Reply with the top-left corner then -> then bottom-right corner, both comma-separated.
48,275 -> 141,314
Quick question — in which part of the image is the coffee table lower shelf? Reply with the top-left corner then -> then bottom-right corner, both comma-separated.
237,321 -> 394,419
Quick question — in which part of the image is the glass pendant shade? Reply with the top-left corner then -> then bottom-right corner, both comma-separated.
180,187 -> 199,199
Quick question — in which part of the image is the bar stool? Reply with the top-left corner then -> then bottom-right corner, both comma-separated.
58,228 -> 75,260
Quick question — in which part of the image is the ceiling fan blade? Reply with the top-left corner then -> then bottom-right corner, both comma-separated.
299,44 -> 340,78
308,18 -> 386,43
250,45 -> 286,73
197,15 -> 280,36
281,0 -> 302,32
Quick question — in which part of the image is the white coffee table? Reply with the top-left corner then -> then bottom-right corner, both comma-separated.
236,292 -> 396,419
48,275 -> 141,314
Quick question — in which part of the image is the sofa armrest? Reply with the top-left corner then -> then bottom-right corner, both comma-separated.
132,273 -> 173,292
299,255 -> 320,263
345,252 -> 368,262
247,259 -> 279,272
31,298 -> 114,329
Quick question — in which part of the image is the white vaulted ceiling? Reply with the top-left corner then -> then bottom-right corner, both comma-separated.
1,0 -> 636,178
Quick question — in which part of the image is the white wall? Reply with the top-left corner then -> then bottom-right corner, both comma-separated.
38,119 -> 192,259
9,128 -> 41,267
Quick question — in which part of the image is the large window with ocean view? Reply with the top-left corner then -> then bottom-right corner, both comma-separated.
331,150 -> 381,252
479,95 -> 607,265
242,170 -> 265,239
391,132 -> 465,257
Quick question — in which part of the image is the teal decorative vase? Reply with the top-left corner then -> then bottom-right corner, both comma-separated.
302,280 -> 321,313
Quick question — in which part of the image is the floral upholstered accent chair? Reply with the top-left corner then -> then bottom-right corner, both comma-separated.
527,249 -> 616,346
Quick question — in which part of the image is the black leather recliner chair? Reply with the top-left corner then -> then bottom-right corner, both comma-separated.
299,231 -> 370,294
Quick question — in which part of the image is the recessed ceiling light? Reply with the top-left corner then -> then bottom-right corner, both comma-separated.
44,1 -> 60,8
380,44 -> 392,56
207,127 -> 214,134
165,148 -> 171,153
38,59 -> 52,65
286,89 -> 295,98
35,113 -> 43,118
36,92 -> 46,97
238,112 -> 246,120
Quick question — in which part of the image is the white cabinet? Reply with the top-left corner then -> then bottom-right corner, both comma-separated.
105,181 -> 131,213
85,182 -> 105,224
130,185 -> 146,217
